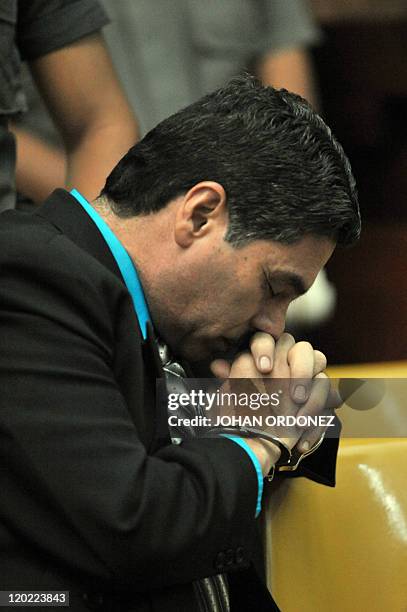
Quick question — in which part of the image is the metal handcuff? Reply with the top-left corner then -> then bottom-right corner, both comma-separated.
209,426 -> 326,482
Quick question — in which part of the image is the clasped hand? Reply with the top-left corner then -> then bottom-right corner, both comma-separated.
210,332 -> 340,455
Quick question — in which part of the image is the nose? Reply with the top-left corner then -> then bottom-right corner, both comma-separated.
250,303 -> 287,341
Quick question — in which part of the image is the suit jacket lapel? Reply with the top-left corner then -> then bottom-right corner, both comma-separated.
37,188 -> 121,280
37,189 -> 169,449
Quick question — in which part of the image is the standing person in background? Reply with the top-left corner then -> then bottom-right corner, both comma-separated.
99,0 -> 321,133
0,0 -> 138,212
12,0 -> 320,204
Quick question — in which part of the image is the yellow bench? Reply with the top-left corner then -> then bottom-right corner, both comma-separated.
263,362 -> 407,612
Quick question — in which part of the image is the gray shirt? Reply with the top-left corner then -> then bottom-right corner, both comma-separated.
101,0 -> 320,134
16,0 -> 320,142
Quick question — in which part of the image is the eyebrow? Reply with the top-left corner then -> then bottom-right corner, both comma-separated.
269,271 -> 308,298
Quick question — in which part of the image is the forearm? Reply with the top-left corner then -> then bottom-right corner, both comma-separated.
11,125 -> 65,204
11,118 -> 138,204
65,114 -> 138,200
29,32 -> 140,201
256,46 -> 319,110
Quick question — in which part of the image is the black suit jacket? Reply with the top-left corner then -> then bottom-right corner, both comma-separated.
0,190 -> 338,611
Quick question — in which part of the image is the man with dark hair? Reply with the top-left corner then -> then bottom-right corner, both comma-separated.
102,76 -> 357,245
0,76 -> 360,611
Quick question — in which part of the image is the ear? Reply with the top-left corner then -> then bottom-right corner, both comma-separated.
174,181 -> 227,248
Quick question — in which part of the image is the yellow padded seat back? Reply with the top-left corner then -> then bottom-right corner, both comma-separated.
263,358 -> 407,612
263,438 -> 407,611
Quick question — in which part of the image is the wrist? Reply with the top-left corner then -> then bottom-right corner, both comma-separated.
245,438 -> 281,477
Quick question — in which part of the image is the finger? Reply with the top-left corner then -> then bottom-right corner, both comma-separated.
295,416 -> 330,453
287,341 -> 315,403
249,332 -> 275,373
313,350 -> 327,376
210,359 -> 231,379
229,352 -> 261,378
326,386 -> 342,410
296,372 -> 331,418
227,352 -> 267,398
272,332 -> 295,378
295,373 -> 331,453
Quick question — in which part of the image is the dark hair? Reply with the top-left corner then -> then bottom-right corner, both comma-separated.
101,74 -> 360,247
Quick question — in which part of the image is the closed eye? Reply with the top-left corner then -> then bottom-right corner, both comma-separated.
263,272 -> 300,303
263,269 -> 308,302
